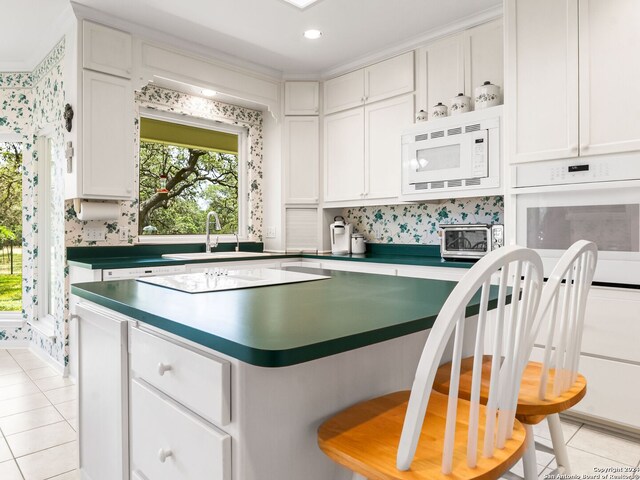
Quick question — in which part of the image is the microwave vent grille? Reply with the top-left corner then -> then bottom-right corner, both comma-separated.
431,130 -> 445,139
465,124 -> 481,133
465,178 -> 481,186
414,182 -> 429,190
431,181 -> 445,189
448,179 -> 463,188
415,133 -> 429,142
447,127 -> 462,136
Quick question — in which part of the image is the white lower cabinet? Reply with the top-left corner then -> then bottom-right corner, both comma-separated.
130,327 -> 231,426
77,302 -> 129,480
130,378 -> 231,480
319,259 -> 397,276
129,327 -> 232,480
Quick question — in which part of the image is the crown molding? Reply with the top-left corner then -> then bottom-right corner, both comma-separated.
319,4 -> 503,80
70,2 -> 283,81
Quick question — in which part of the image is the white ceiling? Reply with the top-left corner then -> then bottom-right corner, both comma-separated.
0,0 -> 71,71
2,0 -> 501,75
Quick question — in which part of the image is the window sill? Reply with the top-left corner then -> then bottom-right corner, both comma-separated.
0,312 -> 25,329
28,315 -> 56,340
136,235 -> 250,245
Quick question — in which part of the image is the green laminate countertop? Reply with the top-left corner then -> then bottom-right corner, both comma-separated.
72,267 -> 495,368
67,243 -> 474,271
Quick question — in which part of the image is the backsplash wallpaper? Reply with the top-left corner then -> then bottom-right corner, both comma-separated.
64,84 -> 264,246
342,196 -> 504,244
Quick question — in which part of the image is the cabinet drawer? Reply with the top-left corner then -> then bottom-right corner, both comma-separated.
531,347 -> 640,430
131,379 -> 231,480
130,327 -> 230,426
533,286 -> 640,363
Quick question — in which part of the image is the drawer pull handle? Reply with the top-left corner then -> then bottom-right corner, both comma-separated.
158,363 -> 172,376
158,448 -> 173,463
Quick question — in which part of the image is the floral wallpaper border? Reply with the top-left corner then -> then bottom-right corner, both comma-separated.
342,196 -> 504,244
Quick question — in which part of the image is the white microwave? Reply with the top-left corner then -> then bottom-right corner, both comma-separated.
401,107 -> 502,200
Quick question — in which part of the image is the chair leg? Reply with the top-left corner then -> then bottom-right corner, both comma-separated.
548,414 -> 571,474
522,424 -> 538,480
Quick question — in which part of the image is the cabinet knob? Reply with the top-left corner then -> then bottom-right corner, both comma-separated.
158,362 -> 172,376
581,144 -> 589,152
158,448 -> 173,463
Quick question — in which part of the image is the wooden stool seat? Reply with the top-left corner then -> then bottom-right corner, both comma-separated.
432,356 -> 587,424
318,390 -> 527,480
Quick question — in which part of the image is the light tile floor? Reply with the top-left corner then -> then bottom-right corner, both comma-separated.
0,349 -> 78,480
2,348 -> 640,479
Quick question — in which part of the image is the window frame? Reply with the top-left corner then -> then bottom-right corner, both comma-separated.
0,132 -> 24,326
136,108 -> 249,245
35,134 -> 56,339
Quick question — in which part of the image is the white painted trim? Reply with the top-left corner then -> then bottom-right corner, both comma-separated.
321,5 -> 503,80
136,235 -> 248,245
0,132 -> 23,142
70,2 -> 282,80
0,316 -> 25,328
27,345 -> 66,376
28,316 -> 56,340
0,340 -> 30,349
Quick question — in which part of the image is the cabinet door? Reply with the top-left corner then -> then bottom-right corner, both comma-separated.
284,116 -> 319,203
579,0 -> 640,156
324,109 -> 365,202
465,19 -> 504,110
364,94 -> 414,200
284,81 -> 320,115
418,35 -> 465,113
83,21 -> 133,78
77,302 -> 129,480
365,51 -> 415,104
82,70 -> 135,199
506,0 -> 579,163
285,208 -> 319,252
323,70 -> 365,114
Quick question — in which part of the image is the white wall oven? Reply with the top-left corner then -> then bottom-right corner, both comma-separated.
513,155 -> 640,286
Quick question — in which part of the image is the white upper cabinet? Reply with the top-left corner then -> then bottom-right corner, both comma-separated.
418,35 -> 465,113
365,94 -> 415,200
506,0 -> 579,163
284,81 -> 320,115
465,19 -> 504,110
81,70 -> 135,199
417,20 -> 503,116
507,0 -> 640,164
324,94 -> 414,203
365,51 -> 415,104
323,52 -> 415,115
324,108 -> 365,202
83,21 -> 133,79
578,0 -> 640,157
284,116 -> 319,204
324,70 -> 365,115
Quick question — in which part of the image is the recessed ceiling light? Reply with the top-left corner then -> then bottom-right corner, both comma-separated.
283,0 -> 320,9
201,89 -> 217,97
303,29 -> 323,40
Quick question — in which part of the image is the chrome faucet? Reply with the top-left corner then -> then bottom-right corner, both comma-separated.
205,211 -> 221,253
234,232 -> 240,252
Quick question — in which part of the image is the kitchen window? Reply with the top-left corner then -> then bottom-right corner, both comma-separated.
0,140 -> 23,320
138,112 -> 247,241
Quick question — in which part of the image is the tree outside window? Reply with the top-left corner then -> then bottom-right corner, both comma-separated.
138,119 -> 239,236
0,142 -> 22,312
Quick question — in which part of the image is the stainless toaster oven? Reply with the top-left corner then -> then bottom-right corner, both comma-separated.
440,224 -> 504,260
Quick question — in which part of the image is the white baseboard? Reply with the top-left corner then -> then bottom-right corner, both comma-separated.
28,345 -> 66,376
1,340 -> 30,349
